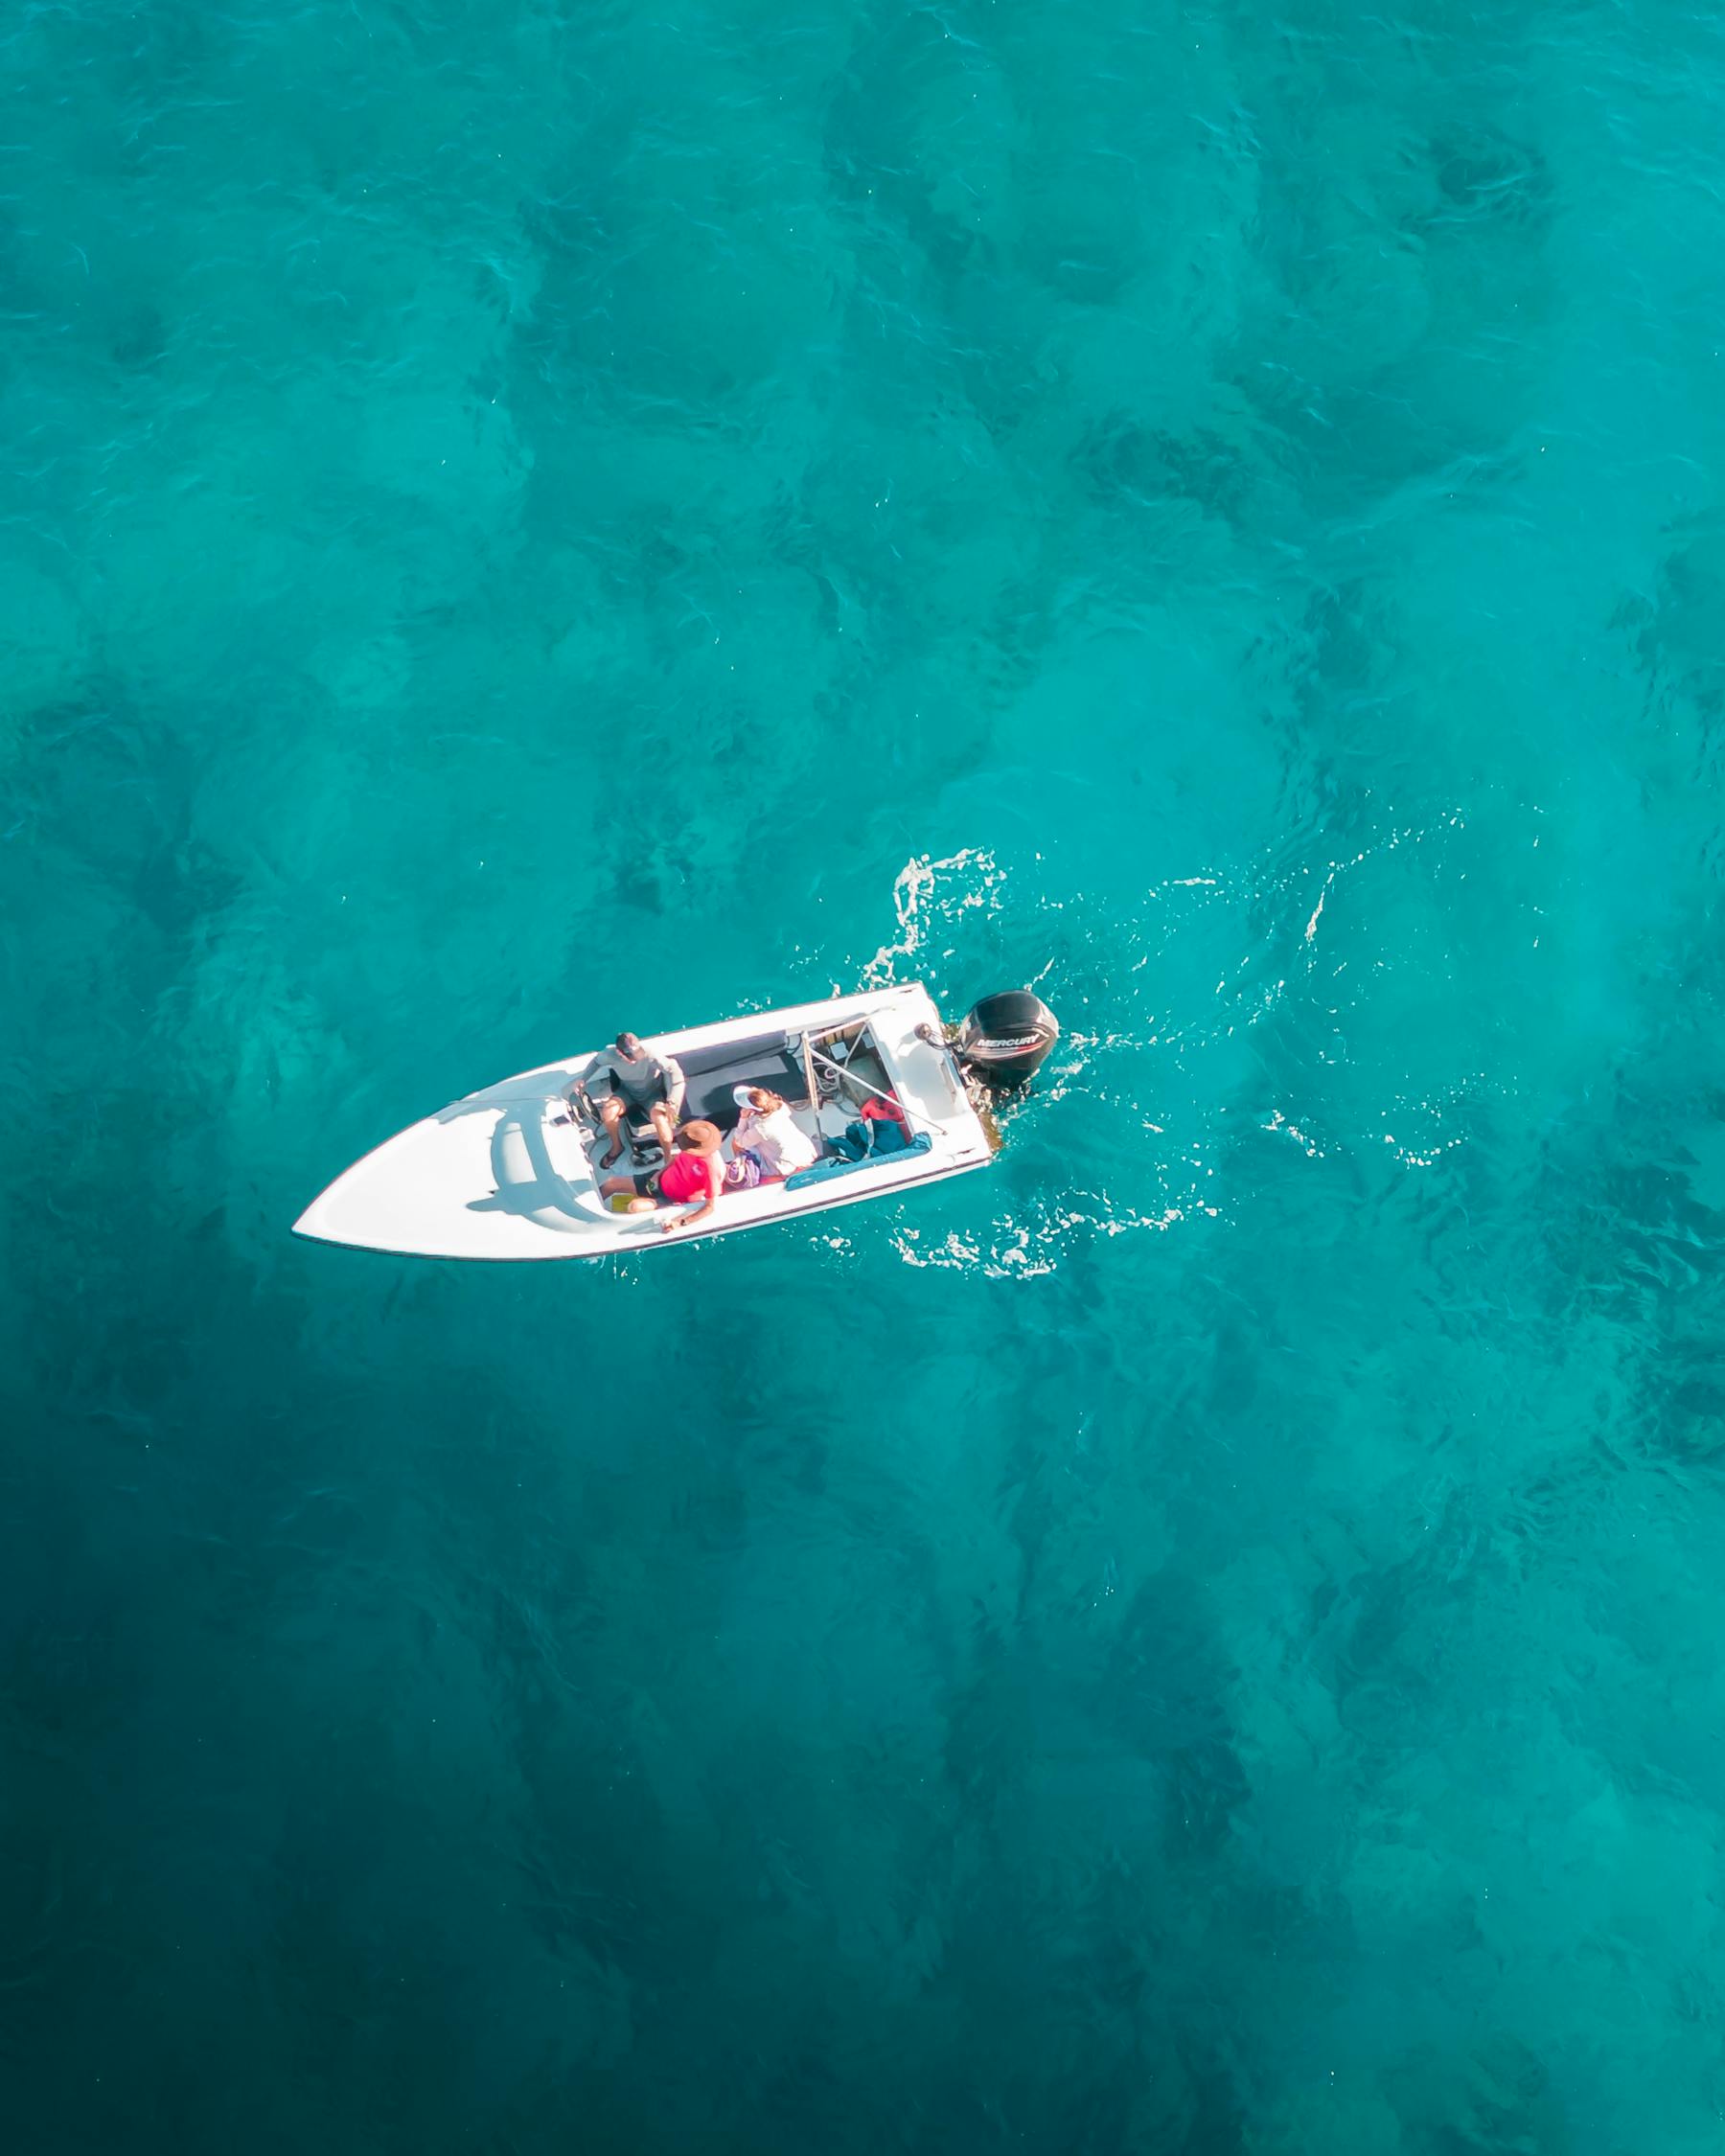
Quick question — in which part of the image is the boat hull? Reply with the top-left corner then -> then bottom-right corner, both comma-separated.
292,982 -> 991,1260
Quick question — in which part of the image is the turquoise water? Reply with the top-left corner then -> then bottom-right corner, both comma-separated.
7,0 -> 1725,2145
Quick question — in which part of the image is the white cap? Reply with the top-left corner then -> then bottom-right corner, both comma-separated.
732,1084 -> 757,1107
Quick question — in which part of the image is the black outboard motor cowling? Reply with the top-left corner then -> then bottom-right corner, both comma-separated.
955,990 -> 1060,1088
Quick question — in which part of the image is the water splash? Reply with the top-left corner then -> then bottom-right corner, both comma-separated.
861,848 -> 1008,988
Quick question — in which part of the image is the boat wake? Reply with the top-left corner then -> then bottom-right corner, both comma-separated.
821,812 -> 1498,1275
861,848 -> 1009,989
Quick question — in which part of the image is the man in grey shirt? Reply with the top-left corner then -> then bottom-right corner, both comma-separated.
583,1032 -> 686,1167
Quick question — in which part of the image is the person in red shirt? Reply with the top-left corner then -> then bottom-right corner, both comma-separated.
600,1119 -> 730,1234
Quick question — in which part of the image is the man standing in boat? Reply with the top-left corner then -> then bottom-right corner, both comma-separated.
582,1032 -> 686,1168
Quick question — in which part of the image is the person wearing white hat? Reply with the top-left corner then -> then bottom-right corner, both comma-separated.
731,1086 -> 819,1180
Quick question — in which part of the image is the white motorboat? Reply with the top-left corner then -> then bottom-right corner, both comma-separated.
291,981 -> 1059,1261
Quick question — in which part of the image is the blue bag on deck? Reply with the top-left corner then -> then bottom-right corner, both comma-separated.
786,1130 -> 932,1191
830,1113 -> 914,1163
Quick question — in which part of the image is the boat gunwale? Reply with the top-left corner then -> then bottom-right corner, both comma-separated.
293,1152 -> 990,1263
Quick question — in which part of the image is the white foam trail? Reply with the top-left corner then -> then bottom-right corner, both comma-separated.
862,847 -> 1007,987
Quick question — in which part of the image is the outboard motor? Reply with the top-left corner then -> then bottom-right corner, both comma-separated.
954,989 -> 1060,1089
